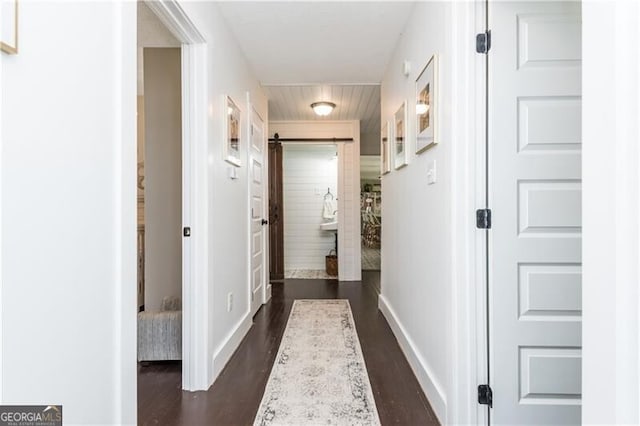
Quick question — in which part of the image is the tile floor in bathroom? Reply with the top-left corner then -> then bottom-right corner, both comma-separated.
284,245 -> 380,279
284,270 -> 337,279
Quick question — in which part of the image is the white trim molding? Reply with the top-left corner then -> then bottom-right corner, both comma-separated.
211,311 -> 253,382
180,42 -> 210,391
448,1 -> 486,425
379,295 -> 447,422
144,0 -> 206,44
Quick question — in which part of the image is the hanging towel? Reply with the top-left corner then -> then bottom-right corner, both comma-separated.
323,199 -> 337,220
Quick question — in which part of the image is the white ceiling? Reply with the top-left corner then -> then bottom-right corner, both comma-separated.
216,2 -> 416,84
264,85 -> 380,134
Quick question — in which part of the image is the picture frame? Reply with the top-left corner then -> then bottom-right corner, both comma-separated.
1,0 -> 18,54
415,54 -> 438,153
224,95 -> 242,167
394,101 -> 408,169
380,120 -> 391,175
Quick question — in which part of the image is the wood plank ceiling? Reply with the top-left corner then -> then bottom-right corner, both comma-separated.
263,85 -> 381,136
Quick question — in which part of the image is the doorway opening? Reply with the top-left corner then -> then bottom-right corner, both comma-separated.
281,144 -> 339,280
135,0 -> 209,403
267,123 -> 363,282
360,156 -> 381,284
136,0 -> 183,385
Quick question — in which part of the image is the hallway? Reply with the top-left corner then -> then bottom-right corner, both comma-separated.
4,1 -> 640,424
138,272 -> 438,425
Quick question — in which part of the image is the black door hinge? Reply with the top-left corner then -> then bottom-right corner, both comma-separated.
476,209 -> 492,229
476,30 -> 491,54
183,227 -> 191,237
478,384 -> 493,407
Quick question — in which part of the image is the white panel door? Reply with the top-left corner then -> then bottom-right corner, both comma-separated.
249,107 -> 267,316
488,1 -> 582,424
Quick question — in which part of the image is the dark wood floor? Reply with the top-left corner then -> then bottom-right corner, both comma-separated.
138,271 -> 439,425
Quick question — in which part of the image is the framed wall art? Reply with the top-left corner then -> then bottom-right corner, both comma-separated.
380,120 -> 391,175
415,54 -> 438,153
1,0 -> 18,54
394,101 -> 408,169
224,95 -> 242,166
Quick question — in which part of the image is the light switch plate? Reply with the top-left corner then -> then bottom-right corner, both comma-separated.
427,160 -> 437,185
403,60 -> 411,77
228,166 -> 238,180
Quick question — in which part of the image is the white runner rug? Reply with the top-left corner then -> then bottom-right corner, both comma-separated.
254,299 -> 381,426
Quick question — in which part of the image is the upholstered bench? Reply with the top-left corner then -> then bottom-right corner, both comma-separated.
137,297 -> 182,361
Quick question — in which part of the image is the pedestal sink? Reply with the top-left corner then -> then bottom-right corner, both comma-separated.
320,221 -> 338,231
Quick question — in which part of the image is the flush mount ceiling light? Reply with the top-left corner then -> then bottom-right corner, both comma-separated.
311,101 -> 336,117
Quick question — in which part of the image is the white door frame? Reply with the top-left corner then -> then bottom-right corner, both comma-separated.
144,0 -> 209,391
472,2 -> 489,424
447,1 -> 488,424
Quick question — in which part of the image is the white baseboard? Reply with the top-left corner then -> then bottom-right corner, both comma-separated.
378,294 -> 447,423
265,284 -> 272,303
210,311 -> 252,384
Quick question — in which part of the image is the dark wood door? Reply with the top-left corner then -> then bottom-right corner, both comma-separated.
268,142 -> 284,281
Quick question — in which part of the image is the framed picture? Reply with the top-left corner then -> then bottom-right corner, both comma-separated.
394,101 -> 408,169
1,0 -> 18,54
380,121 -> 391,175
224,95 -> 242,167
415,54 -> 438,153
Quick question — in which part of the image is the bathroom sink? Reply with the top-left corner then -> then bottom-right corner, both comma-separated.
320,221 -> 338,231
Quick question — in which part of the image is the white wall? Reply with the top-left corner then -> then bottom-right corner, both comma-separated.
583,1 -> 640,423
175,2 -> 268,385
380,2 -> 451,421
270,121 -> 362,281
379,2 -> 481,424
143,48 -> 182,312
283,145 -> 338,271
0,1 -> 137,424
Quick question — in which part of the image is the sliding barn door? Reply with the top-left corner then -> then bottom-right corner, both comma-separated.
268,142 -> 284,281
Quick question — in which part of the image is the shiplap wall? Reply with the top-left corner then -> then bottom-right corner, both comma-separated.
283,145 -> 338,270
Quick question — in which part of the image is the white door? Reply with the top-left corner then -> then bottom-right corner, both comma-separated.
488,1 -> 582,424
249,107 -> 267,316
